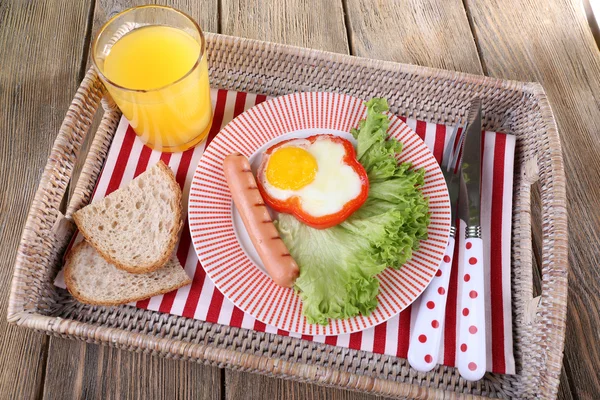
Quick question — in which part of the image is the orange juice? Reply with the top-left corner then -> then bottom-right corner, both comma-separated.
101,25 -> 212,152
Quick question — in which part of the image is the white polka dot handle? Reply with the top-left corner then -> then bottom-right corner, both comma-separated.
407,236 -> 455,372
457,237 -> 486,381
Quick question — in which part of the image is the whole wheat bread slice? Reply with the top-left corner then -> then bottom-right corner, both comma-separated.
73,161 -> 182,273
64,241 -> 191,306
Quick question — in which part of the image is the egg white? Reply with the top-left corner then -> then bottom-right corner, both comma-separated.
259,136 -> 363,217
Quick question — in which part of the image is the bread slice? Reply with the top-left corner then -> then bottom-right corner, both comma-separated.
64,241 -> 191,306
73,161 -> 182,273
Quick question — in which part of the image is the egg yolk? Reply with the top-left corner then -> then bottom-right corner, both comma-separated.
266,146 -> 318,190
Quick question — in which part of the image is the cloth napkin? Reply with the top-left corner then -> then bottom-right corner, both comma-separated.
55,89 -> 515,374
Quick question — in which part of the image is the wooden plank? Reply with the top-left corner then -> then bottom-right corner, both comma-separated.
465,0 -> 600,398
218,0 -> 356,397
225,371 -> 391,400
558,365 -> 575,400
42,1 -> 222,400
221,0 -> 349,53
42,338 -> 222,400
0,0 -> 93,399
344,0 -> 483,74
91,0 -> 219,37
218,0 -> 344,397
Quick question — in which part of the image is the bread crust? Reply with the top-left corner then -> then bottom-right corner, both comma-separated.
73,160 -> 183,274
64,241 -> 192,306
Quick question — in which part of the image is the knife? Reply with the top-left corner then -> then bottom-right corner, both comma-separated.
456,98 -> 486,381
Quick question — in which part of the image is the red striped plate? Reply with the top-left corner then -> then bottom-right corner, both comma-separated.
189,92 -> 451,335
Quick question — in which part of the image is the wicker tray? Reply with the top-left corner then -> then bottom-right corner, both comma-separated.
7,33 -> 567,399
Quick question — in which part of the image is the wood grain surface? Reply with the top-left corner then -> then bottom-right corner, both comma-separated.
0,1 -> 92,399
465,1 -> 600,398
225,370 -> 386,400
91,0 -> 218,39
43,338 -> 221,400
221,0 -> 349,53
2,0 -> 597,398
344,0 -> 483,74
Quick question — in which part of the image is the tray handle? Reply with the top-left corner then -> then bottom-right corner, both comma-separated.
65,89 -> 121,219
8,67 -> 110,321
519,85 -> 568,399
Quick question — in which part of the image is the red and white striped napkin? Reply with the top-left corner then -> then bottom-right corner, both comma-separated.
55,89 -> 515,374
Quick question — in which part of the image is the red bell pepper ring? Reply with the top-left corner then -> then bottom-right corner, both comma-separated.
257,134 -> 369,229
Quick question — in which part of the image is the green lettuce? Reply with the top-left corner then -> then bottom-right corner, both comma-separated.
274,98 -> 430,325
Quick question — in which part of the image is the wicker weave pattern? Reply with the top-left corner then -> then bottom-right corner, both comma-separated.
7,33 -> 567,399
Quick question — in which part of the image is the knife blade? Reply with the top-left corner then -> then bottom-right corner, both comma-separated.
460,98 -> 482,232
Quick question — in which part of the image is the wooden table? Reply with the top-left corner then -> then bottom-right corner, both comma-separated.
1,0 -> 599,398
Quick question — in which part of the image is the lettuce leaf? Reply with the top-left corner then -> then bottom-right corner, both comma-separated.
274,98 -> 430,325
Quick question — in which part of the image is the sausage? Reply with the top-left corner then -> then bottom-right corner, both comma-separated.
223,153 -> 300,288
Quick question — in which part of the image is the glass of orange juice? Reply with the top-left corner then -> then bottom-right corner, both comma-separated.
92,6 -> 212,152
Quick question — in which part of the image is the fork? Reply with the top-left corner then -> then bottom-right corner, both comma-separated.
407,122 -> 465,372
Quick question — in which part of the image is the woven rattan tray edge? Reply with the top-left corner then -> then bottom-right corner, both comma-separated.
7,33 -> 568,400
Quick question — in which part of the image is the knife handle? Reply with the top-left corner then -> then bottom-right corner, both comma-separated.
408,235 -> 455,372
457,235 -> 486,381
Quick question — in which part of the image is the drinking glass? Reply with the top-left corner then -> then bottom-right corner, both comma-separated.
92,6 -> 212,152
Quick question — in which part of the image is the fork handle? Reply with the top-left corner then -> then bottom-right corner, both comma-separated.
457,235 -> 486,381
408,235 -> 455,372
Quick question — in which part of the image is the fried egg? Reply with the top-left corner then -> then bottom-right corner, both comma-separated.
257,135 -> 364,217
